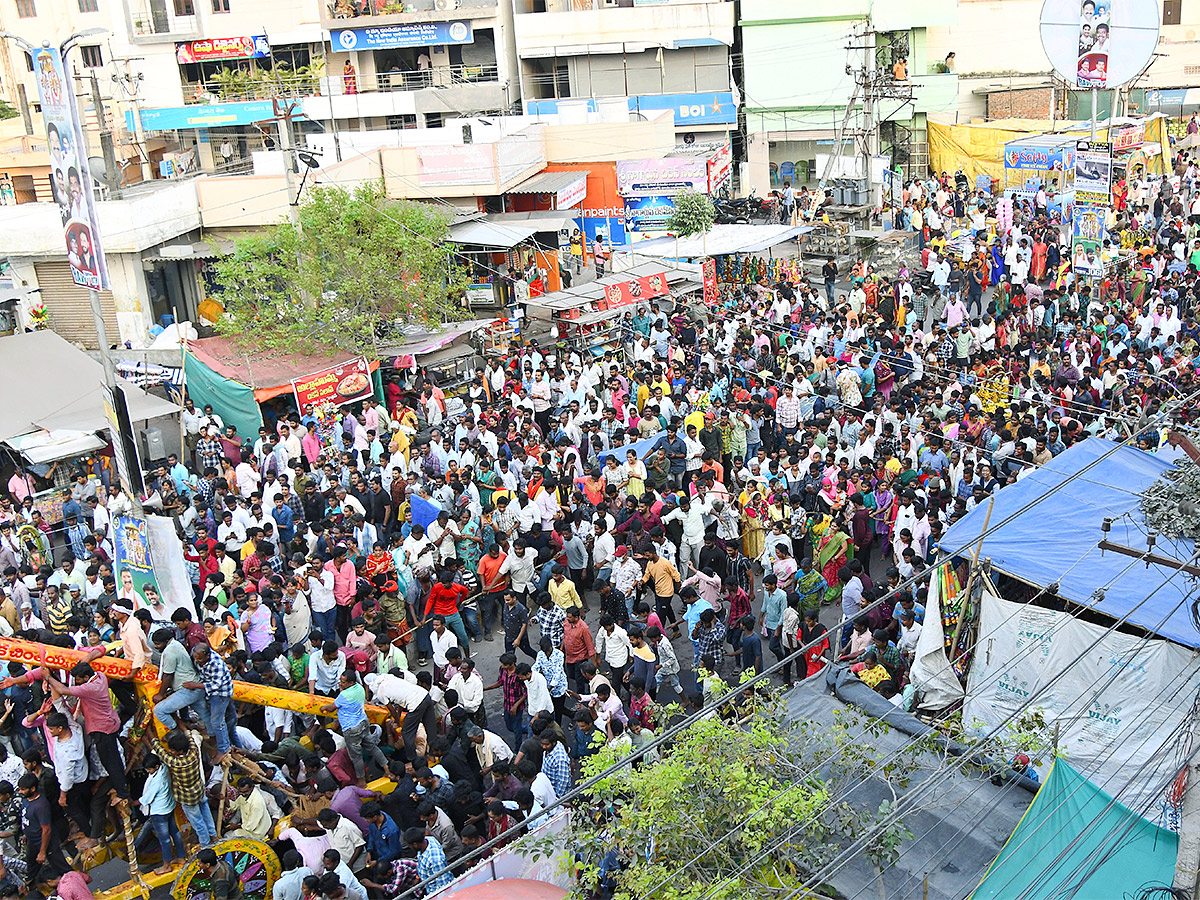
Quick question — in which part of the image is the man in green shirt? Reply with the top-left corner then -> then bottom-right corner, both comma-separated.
197,848 -> 243,900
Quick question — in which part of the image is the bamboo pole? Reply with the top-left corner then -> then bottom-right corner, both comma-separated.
949,496 -> 993,655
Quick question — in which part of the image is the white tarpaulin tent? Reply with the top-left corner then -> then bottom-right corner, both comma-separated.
909,569 -> 966,712
630,223 -> 812,258
964,587 -> 1200,822
0,330 -> 180,443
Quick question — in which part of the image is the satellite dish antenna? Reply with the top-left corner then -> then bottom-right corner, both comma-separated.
87,155 -> 107,184
1039,0 -> 1160,90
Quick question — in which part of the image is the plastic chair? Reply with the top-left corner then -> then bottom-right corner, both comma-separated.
779,161 -> 795,186
769,163 -> 779,187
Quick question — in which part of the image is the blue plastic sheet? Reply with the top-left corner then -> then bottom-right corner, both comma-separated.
941,437 -> 1200,648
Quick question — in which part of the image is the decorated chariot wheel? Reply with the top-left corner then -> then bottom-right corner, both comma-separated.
170,838 -> 281,900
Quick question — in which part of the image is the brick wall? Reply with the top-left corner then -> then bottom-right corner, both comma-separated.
987,87 -> 1054,120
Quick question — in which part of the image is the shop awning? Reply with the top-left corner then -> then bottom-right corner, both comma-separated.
145,239 -> 234,261
4,430 -> 107,465
0,331 -> 180,443
448,219 -> 540,248
506,170 -> 590,195
486,211 -> 578,232
525,262 -> 701,312
630,223 -> 812,258
379,317 -> 498,358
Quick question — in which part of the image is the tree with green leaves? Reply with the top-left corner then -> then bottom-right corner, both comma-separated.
533,688 -> 923,900
212,180 -> 469,355
0,100 -> 17,121
666,189 -> 716,238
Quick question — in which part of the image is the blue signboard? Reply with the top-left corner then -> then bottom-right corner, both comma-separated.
1146,89 -> 1188,106
576,215 -> 627,249
526,92 -> 737,127
127,100 -> 279,132
331,21 -> 473,51
624,195 -> 675,232
1004,143 -> 1075,171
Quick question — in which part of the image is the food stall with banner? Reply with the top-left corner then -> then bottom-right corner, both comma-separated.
522,262 -> 702,356
183,338 -> 382,439
627,223 -> 811,308
1001,133 -> 1077,213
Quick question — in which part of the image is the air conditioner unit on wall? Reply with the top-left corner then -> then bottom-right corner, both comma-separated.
434,0 -> 459,10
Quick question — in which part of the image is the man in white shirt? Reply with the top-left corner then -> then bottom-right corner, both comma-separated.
446,658 -> 485,721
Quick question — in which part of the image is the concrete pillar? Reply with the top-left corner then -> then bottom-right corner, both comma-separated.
746,130 -> 770,198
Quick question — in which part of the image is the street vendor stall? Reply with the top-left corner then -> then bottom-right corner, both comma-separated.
183,339 -> 383,439
627,224 -> 814,310
522,262 -> 701,357
0,331 -> 180,554
1001,132 -> 1077,215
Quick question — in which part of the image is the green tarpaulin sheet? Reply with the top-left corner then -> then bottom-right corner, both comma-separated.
972,760 -> 1178,900
183,351 -> 263,442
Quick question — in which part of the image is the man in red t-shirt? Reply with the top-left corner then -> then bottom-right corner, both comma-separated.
423,571 -> 471,652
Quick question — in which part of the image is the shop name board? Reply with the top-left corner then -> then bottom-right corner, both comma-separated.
292,356 -> 374,410
525,92 -> 736,127
331,21 -> 472,51
601,271 -> 669,309
176,35 -> 269,64
1112,123 -> 1145,152
617,157 -> 707,197
1004,145 -> 1074,170
128,100 -> 288,132
556,174 -> 587,209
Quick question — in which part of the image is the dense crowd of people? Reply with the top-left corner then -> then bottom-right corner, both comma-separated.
0,148 -> 1197,900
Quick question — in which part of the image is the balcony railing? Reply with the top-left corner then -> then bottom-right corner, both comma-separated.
326,0 -> 495,18
130,9 -> 198,35
181,64 -> 499,104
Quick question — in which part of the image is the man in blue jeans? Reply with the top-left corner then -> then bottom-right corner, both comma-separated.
152,628 -> 208,733
189,642 -> 239,762
758,573 -> 787,668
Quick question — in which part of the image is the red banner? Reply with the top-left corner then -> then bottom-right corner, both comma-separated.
292,356 -> 373,411
176,35 -> 269,64
602,271 -> 669,309
702,258 -> 718,306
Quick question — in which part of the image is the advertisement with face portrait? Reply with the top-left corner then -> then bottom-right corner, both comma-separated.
33,46 -> 110,290
114,516 -> 168,622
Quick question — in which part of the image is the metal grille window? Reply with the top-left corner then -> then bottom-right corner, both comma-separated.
15,0 -> 36,18
80,44 -> 102,67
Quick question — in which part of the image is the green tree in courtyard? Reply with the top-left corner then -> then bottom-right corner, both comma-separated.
213,180 -> 469,354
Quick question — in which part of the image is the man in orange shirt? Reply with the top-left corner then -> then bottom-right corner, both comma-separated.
476,543 -> 508,643
640,546 -> 681,638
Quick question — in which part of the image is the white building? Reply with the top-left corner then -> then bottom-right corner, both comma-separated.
513,0 -> 738,147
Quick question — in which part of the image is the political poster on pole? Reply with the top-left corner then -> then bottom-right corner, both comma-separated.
113,515 -> 168,621
1074,140 -> 1112,206
31,45 -> 110,290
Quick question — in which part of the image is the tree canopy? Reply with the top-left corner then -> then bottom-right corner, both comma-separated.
666,189 -> 716,238
545,689 -> 923,900
212,181 -> 470,354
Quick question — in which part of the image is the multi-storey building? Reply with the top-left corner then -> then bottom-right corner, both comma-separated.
739,0 -> 958,192
513,0 -> 737,148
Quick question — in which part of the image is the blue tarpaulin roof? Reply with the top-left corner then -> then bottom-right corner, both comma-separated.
971,759 -> 1178,900
940,437 -> 1200,648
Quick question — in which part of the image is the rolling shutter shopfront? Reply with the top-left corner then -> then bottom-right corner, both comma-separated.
33,261 -> 118,350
